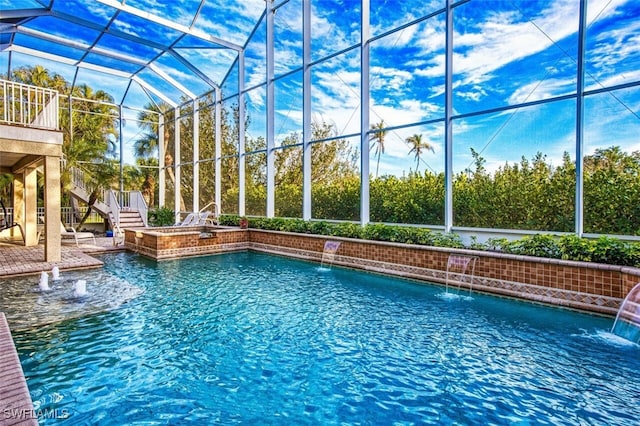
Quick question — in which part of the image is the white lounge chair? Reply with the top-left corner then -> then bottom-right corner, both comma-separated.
177,212 -> 199,227
176,203 -> 218,227
196,211 -> 215,225
198,202 -> 218,225
60,222 -> 96,247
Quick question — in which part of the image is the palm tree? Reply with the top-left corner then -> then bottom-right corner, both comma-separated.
135,102 -> 186,211
132,158 -> 158,208
369,120 -> 386,178
406,133 -> 434,172
76,161 -> 119,228
11,66 -> 120,218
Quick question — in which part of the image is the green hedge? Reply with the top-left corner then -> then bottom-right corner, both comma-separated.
148,207 -> 176,227
218,215 -> 640,267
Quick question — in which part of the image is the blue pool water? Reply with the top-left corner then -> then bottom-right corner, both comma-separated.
9,252 -> 640,424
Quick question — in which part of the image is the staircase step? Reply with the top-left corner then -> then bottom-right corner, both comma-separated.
119,216 -> 142,221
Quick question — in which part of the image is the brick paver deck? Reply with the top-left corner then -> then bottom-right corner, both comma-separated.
0,237 -> 123,278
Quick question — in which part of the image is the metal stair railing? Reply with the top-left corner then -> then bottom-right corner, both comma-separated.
69,166 -> 148,228
107,190 -> 120,230
108,190 -> 148,227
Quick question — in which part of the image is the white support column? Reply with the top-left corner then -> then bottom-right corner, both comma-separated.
575,0 -> 587,237
158,114 -> 165,207
215,87 -> 222,214
12,173 -> 25,242
174,107 -> 181,217
193,99 -> 200,212
118,105 -> 124,208
238,50 -> 246,216
302,0 -> 312,220
266,2 -> 276,218
68,94 -> 73,142
444,0 -> 454,233
12,170 -> 32,245
44,155 -> 61,262
22,167 -> 38,246
360,0 -> 371,225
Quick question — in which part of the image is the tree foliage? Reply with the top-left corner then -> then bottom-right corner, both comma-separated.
52,70 -> 630,238
11,66 -> 118,174
217,215 -> 640,267
11,66 -> 639,237
9,66 -> 120,223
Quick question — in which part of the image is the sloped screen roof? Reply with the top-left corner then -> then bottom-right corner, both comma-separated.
0,0 -> 266,108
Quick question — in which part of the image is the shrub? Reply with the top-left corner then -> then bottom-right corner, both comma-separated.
148,207 -> 175,227
558,234 -> 593,262
591,236 -> 640,266
218,214 -> 240,226
499,234 -> 561,259
215,215 -> 640,267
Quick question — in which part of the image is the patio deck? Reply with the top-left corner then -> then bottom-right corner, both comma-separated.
0,237 -> 123,278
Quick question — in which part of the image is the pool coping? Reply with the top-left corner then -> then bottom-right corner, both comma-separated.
121,226 -> 639,316
0,313 -> 38,426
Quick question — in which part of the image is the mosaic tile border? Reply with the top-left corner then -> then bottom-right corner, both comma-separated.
124,227 -> 638,316
250,242 -> 622,316
125,241 -> 249,260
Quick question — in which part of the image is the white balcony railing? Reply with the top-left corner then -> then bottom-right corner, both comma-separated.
0,79 -> 59,130
0,207 -> 103,227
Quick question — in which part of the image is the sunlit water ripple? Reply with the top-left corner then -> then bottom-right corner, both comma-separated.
7,252 -> 640,425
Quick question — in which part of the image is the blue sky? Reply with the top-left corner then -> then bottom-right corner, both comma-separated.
240,0 -> 640,176
1,0 -> 639,175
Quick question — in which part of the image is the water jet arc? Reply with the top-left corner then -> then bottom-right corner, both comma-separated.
611,282 -> 640,344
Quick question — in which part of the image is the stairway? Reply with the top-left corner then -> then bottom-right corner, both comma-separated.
69,184 -> 110,216
115,210 -> 146,230
68,166 -> 148,231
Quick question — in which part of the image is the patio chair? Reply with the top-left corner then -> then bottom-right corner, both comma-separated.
60,222 -> 96,247
198,202 -> 219,225
196,211 -> 215,226
0,199 -> 24,243
176,202 -> 218,227
177,212 -> 199,227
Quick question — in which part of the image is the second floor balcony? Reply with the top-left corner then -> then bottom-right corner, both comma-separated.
0,79 -> 62,173
0,79 -> 59,131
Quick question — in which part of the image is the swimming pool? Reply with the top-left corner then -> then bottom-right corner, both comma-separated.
9,251 -> 640,424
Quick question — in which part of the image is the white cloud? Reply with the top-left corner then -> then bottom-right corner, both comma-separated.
370,66 -> 413,91
83,0 -> 115,22
507,78 -> 575,104
374,24 -> 420,49
191,1 -> 265,47
456,85 -> 488,102
410,0 -> 584,99
247,87 -> 266,109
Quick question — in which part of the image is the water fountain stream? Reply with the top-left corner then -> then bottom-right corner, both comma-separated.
52,266 -> 61,281
445,254 -> 478,295
319,241 -> 341,271
73,280 -> 88,298
611,282 -> 640,344
38,271 -> 51,291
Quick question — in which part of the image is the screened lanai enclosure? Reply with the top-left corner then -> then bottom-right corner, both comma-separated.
2,0 -> 639,237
